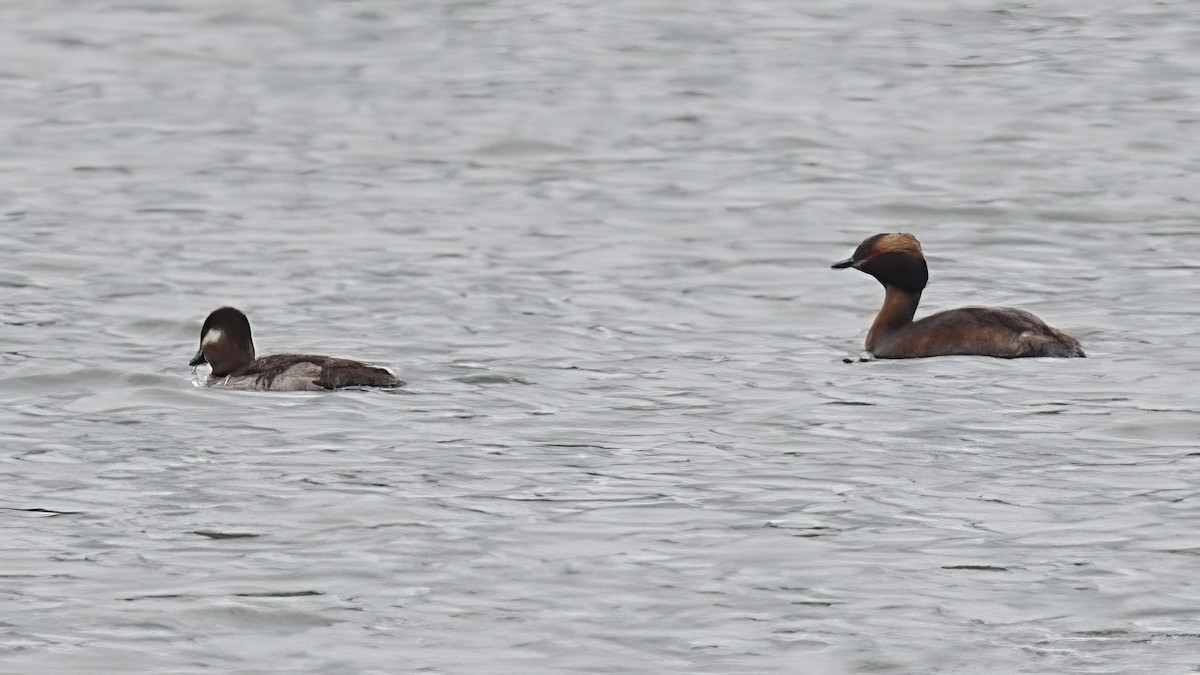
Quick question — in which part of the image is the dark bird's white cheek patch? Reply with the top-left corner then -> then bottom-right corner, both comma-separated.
201,328 -> 224,348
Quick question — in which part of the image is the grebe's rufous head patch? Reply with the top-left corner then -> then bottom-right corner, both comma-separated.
832,233 -> 929,293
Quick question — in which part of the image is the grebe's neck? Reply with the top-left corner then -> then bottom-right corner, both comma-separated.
866,285 -> 921,352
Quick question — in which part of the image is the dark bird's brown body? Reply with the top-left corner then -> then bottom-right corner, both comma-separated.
190,307 -> 403,390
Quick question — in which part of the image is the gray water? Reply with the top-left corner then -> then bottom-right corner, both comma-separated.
2,1 -> 1199,672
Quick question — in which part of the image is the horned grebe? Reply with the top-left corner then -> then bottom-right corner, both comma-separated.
832,233 -> 1085,359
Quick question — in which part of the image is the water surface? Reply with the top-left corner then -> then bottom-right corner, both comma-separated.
2,1 -> 1199,672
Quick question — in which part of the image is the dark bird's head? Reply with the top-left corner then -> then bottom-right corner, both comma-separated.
190,306 -> 255,376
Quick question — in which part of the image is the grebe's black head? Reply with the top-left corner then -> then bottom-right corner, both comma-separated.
831,232 -> 929,293
190,306 -> 256,376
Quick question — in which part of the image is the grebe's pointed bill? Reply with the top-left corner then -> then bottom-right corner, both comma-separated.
190,348 -> 207,367
831,257 -> 856,269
